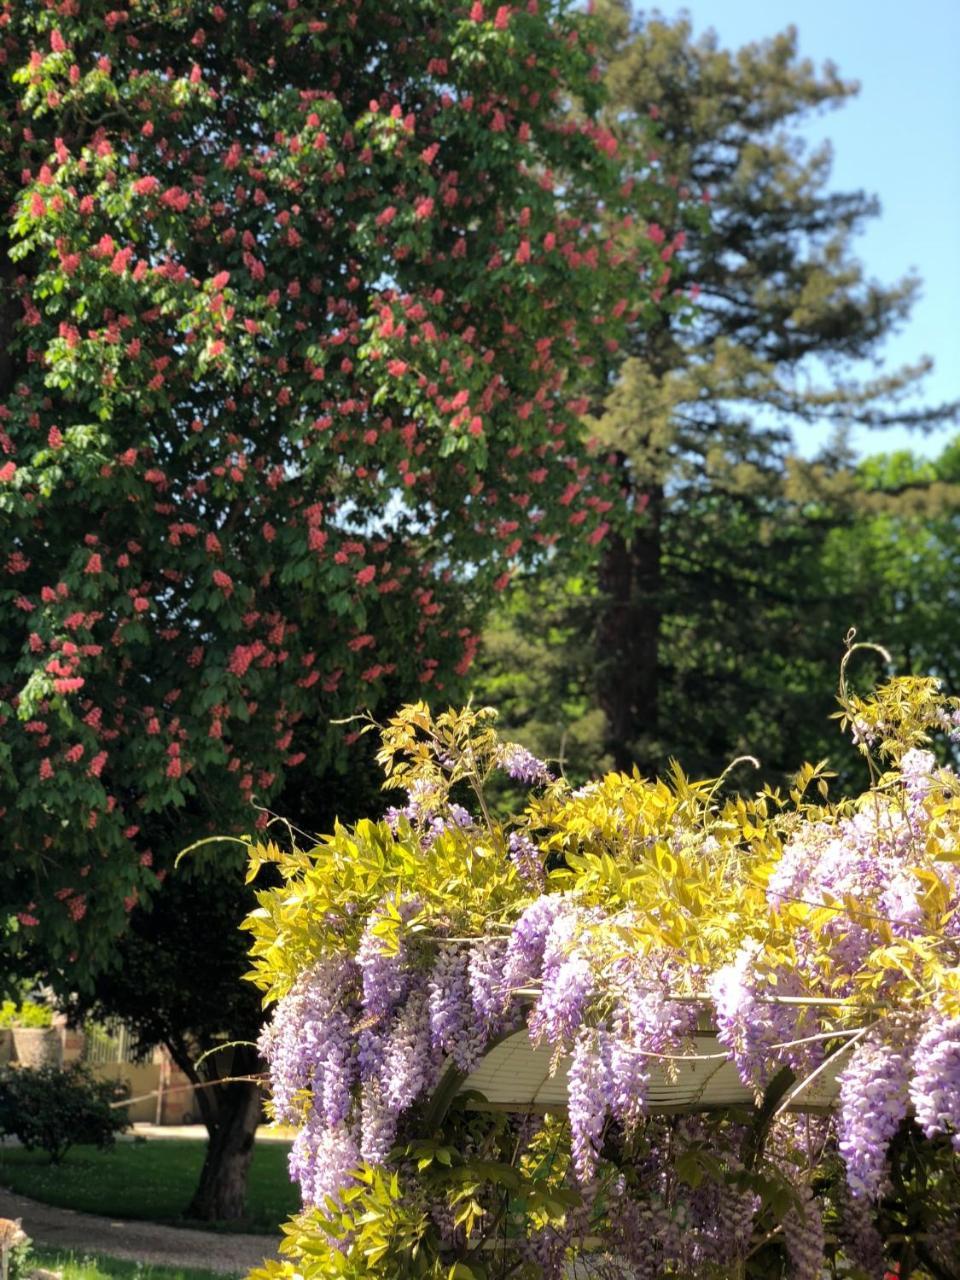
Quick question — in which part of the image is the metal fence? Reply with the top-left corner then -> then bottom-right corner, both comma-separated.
81,1019 -> 142,1065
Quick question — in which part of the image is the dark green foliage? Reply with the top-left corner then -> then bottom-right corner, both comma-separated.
63,750 -> 389,1223
475,8 -> 959,785
0,1063 -> 128,1164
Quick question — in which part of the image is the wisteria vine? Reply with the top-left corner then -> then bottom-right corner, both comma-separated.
248,679 -> 960,1279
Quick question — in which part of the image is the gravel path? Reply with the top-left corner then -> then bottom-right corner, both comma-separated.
0,1187 -> 279,1276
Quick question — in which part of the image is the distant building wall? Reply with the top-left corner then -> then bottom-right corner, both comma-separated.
2,1020 -> 199,1125
89,1056 -> 200,1125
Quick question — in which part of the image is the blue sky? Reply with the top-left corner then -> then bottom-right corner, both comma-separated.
646,0 -> 960,459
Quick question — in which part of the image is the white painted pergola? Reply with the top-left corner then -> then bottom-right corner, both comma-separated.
457,1027 -> 846,1115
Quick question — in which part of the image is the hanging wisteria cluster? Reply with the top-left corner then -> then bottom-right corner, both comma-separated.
247,679 -> 960,1280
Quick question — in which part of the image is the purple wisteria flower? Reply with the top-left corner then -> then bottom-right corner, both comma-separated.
836,1187 -> 887,1280
683,1173 -> 758,1268
838,1031 -> 912,1199
602,965 -> 697,1129
288,1107 -> 361,1211
900,747 -> 938,803
567,1029 -> 609,1185
604,1020 -> 650,1132
421,803 -> 475,850
383,777 -> 438,830
528,908 -> 593,1046
533,951 -> 594,1046
359,1080 -> 396,1165
609,1177 -> 682,1275
356,897 -> 419,1020
385,779 -> 475,849
782,1186 -> 825,1280
428,945 -> 486,1072
708,945 -> 804,1089
382,988 -> 440,1111
500,893 -> 571,996
507,831 -> 546,890
258,957 -> 358,1124
468,937 -> 509,1035
909,1013 -> 960,1152
498,742 -> 554,785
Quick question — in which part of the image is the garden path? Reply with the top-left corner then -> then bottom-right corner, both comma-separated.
0,1187 -> 278,1275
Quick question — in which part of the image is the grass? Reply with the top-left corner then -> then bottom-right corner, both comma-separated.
0,1138 -> 298,1234
30,1248 -> 237,1280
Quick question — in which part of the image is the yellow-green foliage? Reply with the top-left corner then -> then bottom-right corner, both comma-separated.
244,703 -> 788,1006
242,673 -> 960,1280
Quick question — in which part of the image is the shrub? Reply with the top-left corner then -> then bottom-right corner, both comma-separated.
0,1063 -> 128,1163
0,1000 -> 52,1029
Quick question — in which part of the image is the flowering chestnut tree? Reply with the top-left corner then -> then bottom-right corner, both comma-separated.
0,1 -> 672,971
246,667 -> 960,1279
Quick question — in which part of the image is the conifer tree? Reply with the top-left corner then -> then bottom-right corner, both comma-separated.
476,7 -> 958,781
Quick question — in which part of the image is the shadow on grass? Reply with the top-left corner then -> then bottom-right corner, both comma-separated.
0,1140 -> 297,1235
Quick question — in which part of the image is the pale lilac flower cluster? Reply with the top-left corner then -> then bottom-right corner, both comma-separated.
359,1081 -> 395,1165
468,938 -> 509,1035
507,831 -> 546,889
838,1032 -> 911,1199
258,960 -> 363,1208
909,1013 -> 960,1152
532,931 -> 595,1046
258,958 -> 357,1124
503,899 -> 702,1186
498,742 -> 554,785
604,1017 -> 650,1133
899,747 -> 938,803
767,755 -> 946,969
782,1186 -> 825,1280
602,1120 -> 764,1274
708,944 -> 809,1089
383,777 -> 437,829
524,1223 -> 572,1279
524,1203 -> 591,1279
421,803 -> 474,848
683,1175 -> 758,1269
384,779 -> 475,849
608,1181 -> 682,1276
501,893 -> 571,996
602,965 -> 697,1129
264,897 -> 515,1208
567,1029 -> 608,1184
836,1187 -> 887,1280
428,946 -> 485,1072
382,989 -> 440,1112
356,896 -> 420,1018
289,1111 -> 361,1211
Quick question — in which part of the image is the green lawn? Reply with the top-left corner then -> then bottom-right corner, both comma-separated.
0,1138 -> 298,1234
31,1248 -> 237,1280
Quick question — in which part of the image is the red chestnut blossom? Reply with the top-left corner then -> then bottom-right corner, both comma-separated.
0,0 -> 678,969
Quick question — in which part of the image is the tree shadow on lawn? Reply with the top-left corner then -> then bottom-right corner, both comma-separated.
0,1140 -> 297,1234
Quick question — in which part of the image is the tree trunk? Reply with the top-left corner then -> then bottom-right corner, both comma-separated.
166,1040 -> 263,1224
596,461 -> 663,774
187,1076 -> 262,1222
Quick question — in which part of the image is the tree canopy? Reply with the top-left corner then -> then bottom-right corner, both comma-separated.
0,0 -> 673,974
472,7 -> 958,785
